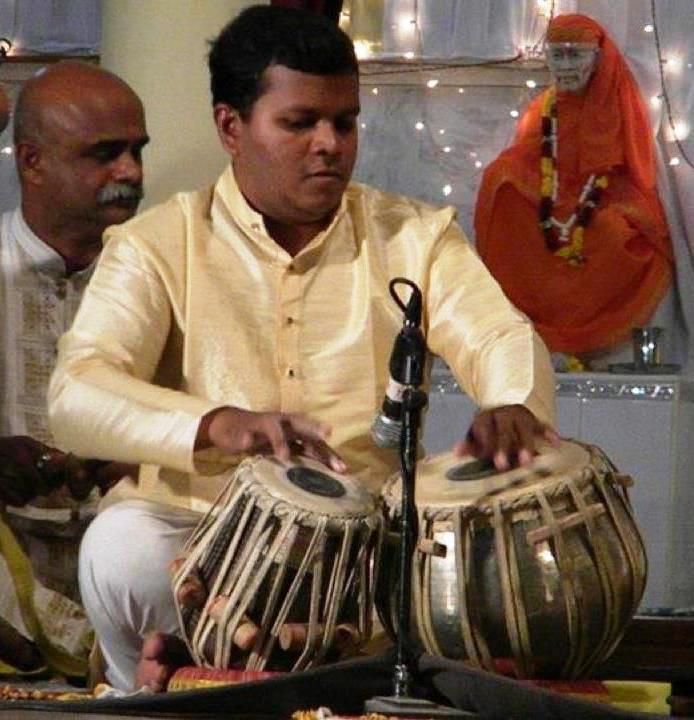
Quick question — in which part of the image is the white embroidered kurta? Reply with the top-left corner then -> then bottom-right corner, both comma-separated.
0,208 -> 93,444
48,167 -> 556,512
0,208 -> 95,671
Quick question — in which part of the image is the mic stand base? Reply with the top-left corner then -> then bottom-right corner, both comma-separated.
364,695 -> 476,718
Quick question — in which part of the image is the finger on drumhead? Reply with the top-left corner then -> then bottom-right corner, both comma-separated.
328,454 -> 347,474
309,441 -> 347,474
490,415 -> 515,471
517,447 -> 535,466
544,426 -> 561,446
452,439 -> 468,457
514,420 -> 537,461
493,449 -> 510,471
287,436 -> 343,473
273,439 -> 292,461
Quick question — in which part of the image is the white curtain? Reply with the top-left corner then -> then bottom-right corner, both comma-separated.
353,0 -> 694,370
0,0 -> 691,367
0,0 -> 100,215
0,0 -> 100,54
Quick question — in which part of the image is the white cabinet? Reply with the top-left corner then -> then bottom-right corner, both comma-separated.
423,363 -> 694,610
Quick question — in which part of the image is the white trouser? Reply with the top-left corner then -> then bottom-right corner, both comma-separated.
78,499 -> 200,690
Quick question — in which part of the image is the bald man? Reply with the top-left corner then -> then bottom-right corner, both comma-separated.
0,61 -> 148,672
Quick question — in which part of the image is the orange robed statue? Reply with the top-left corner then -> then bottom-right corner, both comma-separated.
475,14 -> 672,355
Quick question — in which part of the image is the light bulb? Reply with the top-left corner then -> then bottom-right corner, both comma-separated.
404,51 -> 415,59
536,0 -> 552,18
474,160 -> 483,168
665,56 -> 683,74
673,120 -> 690,140
526,79 -> 537,88
442,184 -> 452,196
643,24 -> 654,33
510,109 -> 520,118
353,40 -> 373,60
443,146 -> 451,153
669,157 -> 681,166
426,79 -> 439,89
415,121 -> 424,130
371,87 -> 379,95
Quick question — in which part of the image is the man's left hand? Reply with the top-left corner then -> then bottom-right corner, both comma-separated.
453,404 -> 559,470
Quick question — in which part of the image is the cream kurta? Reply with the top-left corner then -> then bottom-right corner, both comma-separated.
48,167 -> 555,512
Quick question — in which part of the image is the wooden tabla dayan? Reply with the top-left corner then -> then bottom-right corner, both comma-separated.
171,454 -> 383,672
376,440 -> 647,679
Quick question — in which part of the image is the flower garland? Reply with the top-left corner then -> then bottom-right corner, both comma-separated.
538,87 -> 608,266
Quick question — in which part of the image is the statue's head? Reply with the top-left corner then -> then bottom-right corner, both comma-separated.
545,15 -> 602,94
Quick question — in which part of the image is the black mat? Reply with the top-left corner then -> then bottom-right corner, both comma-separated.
0,651 -> 686,719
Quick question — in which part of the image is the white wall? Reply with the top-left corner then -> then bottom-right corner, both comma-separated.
100,0 -> 263,209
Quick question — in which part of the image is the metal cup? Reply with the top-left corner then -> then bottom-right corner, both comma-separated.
632,326 -> 663,369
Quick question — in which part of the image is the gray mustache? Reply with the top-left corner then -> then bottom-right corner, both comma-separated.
97,182 -> 143,205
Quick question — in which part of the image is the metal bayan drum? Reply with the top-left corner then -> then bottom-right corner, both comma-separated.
172,455 -> 383,671
377,440 -> 647,678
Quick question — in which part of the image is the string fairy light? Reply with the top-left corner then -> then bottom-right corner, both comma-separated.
650,0 -> 694,169
356,0 -> 556,202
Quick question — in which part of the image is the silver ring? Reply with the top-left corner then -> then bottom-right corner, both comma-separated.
35,452 -> 52,472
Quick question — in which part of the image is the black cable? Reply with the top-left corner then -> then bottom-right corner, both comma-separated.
650,0 -> 694,170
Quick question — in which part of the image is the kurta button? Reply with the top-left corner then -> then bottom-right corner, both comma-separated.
286,316 -> 294,325
287,368 -> 295,378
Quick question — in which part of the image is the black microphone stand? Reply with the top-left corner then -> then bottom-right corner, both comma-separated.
365,280 -> 474,719
392,383 -> 428,697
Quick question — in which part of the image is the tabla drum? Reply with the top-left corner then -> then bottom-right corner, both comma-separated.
172,455 -> 383,671
376,440 -> 647,679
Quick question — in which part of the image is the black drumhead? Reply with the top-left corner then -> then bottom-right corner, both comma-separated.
287,466 -> 346,498
445,458 -> 498,482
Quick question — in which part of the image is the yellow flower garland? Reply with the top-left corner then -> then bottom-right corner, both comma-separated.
539,88 -> 608,266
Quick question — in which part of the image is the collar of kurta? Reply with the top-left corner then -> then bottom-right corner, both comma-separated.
212,164 -> 352,267
9,209 -> 94,280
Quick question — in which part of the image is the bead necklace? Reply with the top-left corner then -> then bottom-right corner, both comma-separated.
538,87 -> 608,265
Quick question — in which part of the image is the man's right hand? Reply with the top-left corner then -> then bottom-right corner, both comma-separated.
0,436 -> 58,506
195,407 -> 347,474
0,436 -> 133,506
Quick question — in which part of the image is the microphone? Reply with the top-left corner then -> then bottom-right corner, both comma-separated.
371,278 -> 426,449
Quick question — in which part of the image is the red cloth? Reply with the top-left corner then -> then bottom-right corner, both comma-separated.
475,14 -> 672,353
